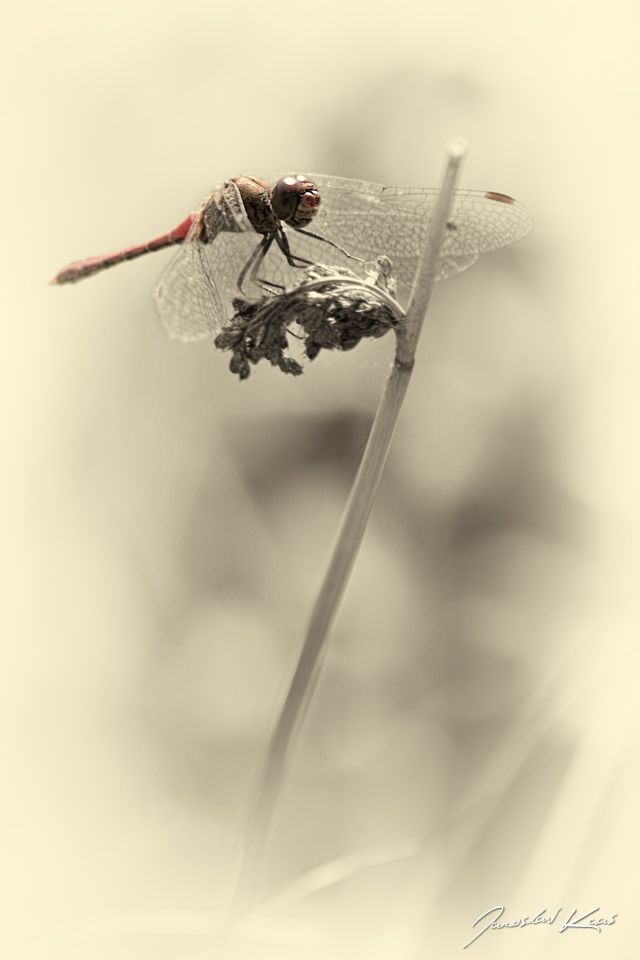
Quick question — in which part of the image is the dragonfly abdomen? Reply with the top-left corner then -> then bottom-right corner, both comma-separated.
50,212 -> 199,284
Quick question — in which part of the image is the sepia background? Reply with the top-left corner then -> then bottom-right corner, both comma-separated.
2,0 -> 639,957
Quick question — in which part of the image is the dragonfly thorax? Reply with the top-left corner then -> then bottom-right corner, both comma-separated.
229,176 -> 281,235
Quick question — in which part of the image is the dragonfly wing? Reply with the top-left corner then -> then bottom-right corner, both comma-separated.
436,251 -> 481,280
435,188 -> 534,254
153,241 -> 228,341
153,180 -> 265,342
152,231 -> 267,341
290,175 -> 533,302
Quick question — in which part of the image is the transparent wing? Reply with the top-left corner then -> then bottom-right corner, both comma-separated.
153,241 -> 231,341
252,174 -> 533,307
152,182 -> 258,342
302,174 -> 534,301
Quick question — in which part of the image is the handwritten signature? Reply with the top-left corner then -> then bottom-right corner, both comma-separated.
463,905 -> 617,948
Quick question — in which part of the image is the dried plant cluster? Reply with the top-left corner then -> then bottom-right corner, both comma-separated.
215,256 -> 404,380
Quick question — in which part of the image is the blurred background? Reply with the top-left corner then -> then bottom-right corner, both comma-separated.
2,1 -> 639,957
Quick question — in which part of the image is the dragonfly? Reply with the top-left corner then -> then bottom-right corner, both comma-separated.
50,173 -> 533,342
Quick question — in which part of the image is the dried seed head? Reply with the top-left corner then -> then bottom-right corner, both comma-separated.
215,257 -> 404,380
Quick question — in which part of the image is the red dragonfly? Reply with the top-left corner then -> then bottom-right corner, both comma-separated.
50,174 -> 533,341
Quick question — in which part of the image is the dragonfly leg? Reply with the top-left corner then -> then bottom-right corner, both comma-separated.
274,226 -> 314,269
254,277 -> 284,292
294,228 -> 364,265
246,228 -> 313,295
237,226 -> 320,299
246,234 -> 294,294
237,234 -> 273,294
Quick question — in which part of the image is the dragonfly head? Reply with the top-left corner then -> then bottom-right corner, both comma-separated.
272,175 -> 321,228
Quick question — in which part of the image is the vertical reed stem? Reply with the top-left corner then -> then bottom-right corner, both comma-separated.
230,138 -> 468,925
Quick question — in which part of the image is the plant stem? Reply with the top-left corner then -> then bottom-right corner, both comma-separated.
230,138 -> 468,924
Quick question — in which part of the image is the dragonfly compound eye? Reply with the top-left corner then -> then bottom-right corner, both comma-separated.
272,175 -> 321,227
